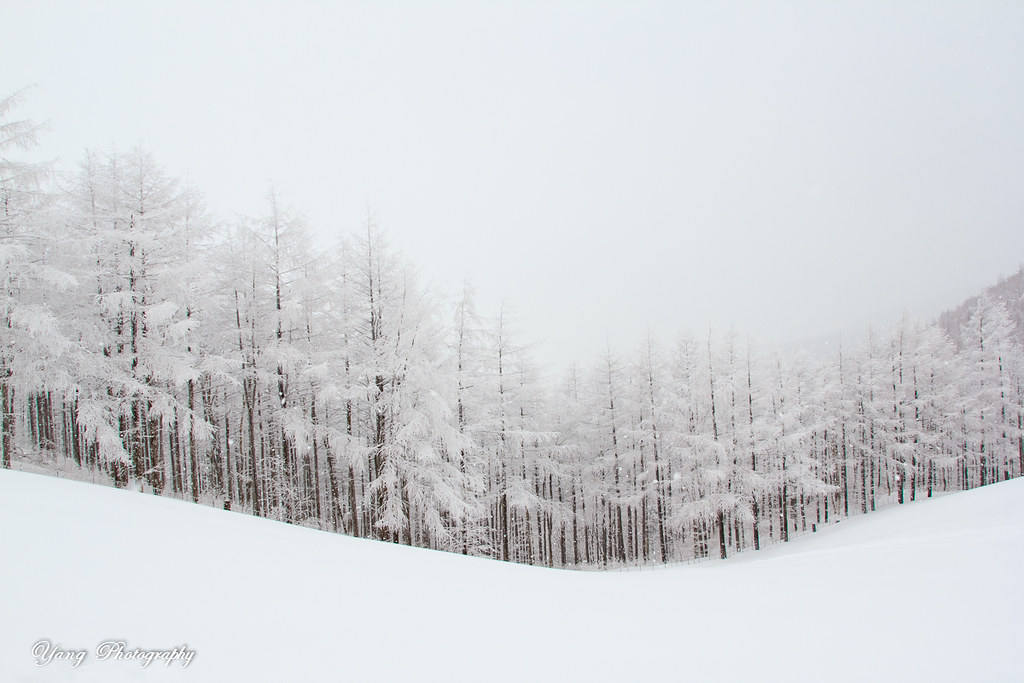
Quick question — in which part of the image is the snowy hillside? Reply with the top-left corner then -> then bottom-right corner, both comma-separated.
1,470 -> 1021,683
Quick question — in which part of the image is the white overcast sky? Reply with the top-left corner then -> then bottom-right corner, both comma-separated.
4,0 -> 1024,370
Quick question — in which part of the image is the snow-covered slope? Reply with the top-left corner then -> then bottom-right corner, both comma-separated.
1,470 -> 1021,682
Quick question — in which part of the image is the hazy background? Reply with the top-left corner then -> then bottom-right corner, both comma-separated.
4,0 -> 1024,371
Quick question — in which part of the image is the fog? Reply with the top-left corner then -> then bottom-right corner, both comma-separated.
5,0 -> 1023,370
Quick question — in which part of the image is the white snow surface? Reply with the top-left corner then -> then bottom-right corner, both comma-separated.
1,470 -> 1021,682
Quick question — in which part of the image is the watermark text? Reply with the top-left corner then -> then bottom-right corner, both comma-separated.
32,639 -> 196,669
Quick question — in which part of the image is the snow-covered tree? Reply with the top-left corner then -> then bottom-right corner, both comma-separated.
0,88 -> 59,468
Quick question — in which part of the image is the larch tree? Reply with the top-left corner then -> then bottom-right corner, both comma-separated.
0,89 -> 66,469
65,146 -> 197,491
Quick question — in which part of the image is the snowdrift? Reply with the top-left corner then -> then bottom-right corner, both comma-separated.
1,470 -> 1021,682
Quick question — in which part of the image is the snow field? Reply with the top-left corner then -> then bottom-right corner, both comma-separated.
1,470 -> 1021,682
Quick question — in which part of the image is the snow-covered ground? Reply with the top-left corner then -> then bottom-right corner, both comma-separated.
1,470 -> 1021,682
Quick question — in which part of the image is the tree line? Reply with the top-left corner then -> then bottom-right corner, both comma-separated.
3,90 -> 1022,567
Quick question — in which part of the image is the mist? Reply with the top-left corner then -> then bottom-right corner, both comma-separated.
4,0 -> 1023,370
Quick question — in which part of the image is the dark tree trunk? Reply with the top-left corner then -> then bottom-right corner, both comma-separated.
1,368 -> 12,469
188,379 -> 200,503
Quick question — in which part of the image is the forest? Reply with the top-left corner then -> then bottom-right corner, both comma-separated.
3,88 -> 1023,568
